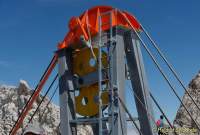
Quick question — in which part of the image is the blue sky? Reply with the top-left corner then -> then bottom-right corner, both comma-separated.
1,0 -> 200,123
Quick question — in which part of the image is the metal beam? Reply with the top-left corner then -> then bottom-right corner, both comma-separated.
57,49 -> 76,135
109,31 -> 127,135
124,30 -> 155,135
74,70 -> 107,88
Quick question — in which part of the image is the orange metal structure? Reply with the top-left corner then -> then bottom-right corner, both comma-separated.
58,6 -> 141,50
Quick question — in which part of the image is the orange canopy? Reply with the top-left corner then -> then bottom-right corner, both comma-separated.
58,6 -> 141,50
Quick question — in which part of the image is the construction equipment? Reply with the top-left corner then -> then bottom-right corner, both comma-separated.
9,5 -> 200,135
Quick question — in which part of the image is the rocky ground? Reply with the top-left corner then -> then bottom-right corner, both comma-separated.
0,80 -> 60,135
0,80 -> 92,135
173,72 -> 200,135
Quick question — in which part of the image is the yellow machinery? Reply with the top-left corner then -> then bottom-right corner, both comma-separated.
73,48 -> 109,116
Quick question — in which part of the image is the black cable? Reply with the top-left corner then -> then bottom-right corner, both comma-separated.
121,15 -> 200,130
9,55 -> 57,135
128,83 -> 180,135
119,108 -> 125,135
133,29 -> 200,131
40,85 -> 58,119
108,114 -> 118,135
150,93 -> 172,128
127,83 -> 156,124
141,25 -> 200,115
21,74 -> 58,135
28,73 -> 58,124
118,97 -> 143,135
131,38 -> 178,135
150,93 -> 179,135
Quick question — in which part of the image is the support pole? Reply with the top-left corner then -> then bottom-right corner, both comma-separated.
109,30 -> 127,135
98,15 -> 103,135
57,49 -> 76,135
124,31 -> 155,135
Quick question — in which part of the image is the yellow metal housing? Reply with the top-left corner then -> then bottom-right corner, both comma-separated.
73,47 -> 109,116
73,48 -> 107,76
75,84 -> 108,116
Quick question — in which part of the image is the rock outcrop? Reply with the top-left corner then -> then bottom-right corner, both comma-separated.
0,80 -> 60,135
0,80 -> 93,135
173,72 -> 200,135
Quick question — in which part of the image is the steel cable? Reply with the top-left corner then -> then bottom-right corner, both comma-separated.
140,24 -> 200,114
136,31 -> 200,130
129,36 -> 179,135
128,83 -> 178,135
120,12 -> 200,131
28,74 -> 58,124
21,74 -> 58,135
40,85 -> 58,119
118,97 -> 143,135
119,108 -> 125,135
9,55 -> 57,135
